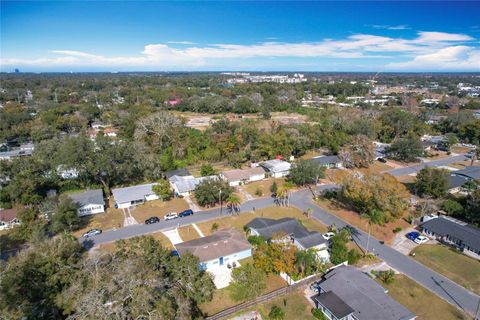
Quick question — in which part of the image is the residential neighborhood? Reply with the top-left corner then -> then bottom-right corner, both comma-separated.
1,1 -> 480,319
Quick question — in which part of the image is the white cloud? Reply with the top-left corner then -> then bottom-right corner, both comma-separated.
386,46 -> 480,71
1,31 -> 478,71
370,24 -> 410,30
166,41 -> 197,45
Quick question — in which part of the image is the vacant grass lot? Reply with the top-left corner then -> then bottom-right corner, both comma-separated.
243,178 -> 286,198
196,206 -> 328,237
200,272 -> 287,316
314,198 -> 410,244
378,274 -> 471,320
97,231 -> 174,253
130,198 -> 189,222
411,244 -> 480,295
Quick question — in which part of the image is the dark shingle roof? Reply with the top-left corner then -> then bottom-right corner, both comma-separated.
315,291 -> 354,319
421,216 -> 480,252
447,174 -> 470,190
245,217 -> 326,249
316,266 -> 415,320
453,166 -> 480,180
68,189 -> 104,207
310,155 -> 341,165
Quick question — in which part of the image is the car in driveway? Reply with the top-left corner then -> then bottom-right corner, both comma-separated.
322,232 -> 336,240
406,231 -> 420,241
414,235 -> 429,244
82,229 -> 102,238
145,216 -> 160,224
164,212 -> 178,220
179,209 -> 194,217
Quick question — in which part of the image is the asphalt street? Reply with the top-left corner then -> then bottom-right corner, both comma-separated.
386,154 -> 469,176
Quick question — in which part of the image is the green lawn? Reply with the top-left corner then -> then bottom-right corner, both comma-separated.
411,244 -> 480,295
229,289 -> 316,320
378,274 -> 471,320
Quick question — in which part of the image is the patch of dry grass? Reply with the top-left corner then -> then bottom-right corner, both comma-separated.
177,225 -> 201,242
129,198 -> 189,222
73,198 -> 124,237
242,178 -> 286,198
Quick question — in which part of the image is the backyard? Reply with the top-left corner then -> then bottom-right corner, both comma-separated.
410,243 -> 480,295
196,206 -> 328,237
378,274 -> 471,320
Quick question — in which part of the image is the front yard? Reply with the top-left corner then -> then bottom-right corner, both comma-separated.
196,206 -> 328,237
242,178 -> 286,198
410,243 -> 480,295
129,198 -> 190,222
97,231 -> 174,253
73,198 -> 124,237
314,198 -> 410,244
378,274 -> 471,320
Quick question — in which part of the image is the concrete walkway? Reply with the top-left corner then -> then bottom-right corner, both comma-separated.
192,223 -> 205,237
184,195 -> 201,211
122,207 -> 138,227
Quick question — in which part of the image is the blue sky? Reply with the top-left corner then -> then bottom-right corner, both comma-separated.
1,1 -> 479,72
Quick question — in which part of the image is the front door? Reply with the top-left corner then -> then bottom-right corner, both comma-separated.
219,257 -> 224,265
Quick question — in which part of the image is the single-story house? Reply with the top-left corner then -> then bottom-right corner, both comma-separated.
220,167 -> 266,186
112,183 -> 159,209
169,174 -> 218,197
0,209 -> 20,231
310,155 -> 343,169
0,143 -> 35,160
260,159 -> 291,178
313,265 -> 416,320
175,228 -> 252,288
68,189 -> 105,216
420,216 -> 480,260
447,174 -> 471,194
245,217 -> 329,262
164,168 -> 191,180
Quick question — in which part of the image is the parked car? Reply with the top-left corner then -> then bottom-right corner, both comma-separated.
164,212 -> 178,220
322,232 -> 336,240
179,209 -> 194,217
145,216 -> 160,224
414,235 -> 429,244
82,229 -> 102,238
406,231 -> 420,241
377,157 -> 387,163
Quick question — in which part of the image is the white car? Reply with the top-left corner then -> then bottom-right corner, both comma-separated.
164,212 -> 178,220
414,235 -> 429,244
322,232 -> 336,240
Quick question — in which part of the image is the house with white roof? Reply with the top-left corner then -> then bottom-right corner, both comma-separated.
259,159 -> 291,178
68,189 -> 105,216
112,183 -> 159,208
220,167 -> 266,186
169,174 -> 218,197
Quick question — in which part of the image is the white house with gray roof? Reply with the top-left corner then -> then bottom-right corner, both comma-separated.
112,183 -> 159,208
313,265 -> 416,320
259,159 -> 291,178
169,174 -> 218,197
68,189 -> 105,216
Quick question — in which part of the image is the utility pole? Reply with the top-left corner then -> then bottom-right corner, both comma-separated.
219,189 -> 223,216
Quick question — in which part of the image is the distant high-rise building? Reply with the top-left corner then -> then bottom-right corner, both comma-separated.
14,68 -> 19,73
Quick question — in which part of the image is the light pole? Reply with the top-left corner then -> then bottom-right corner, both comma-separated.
219,189 -> 223,216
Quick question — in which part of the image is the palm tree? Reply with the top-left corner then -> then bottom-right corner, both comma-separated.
226,194 -> 241,214
362,209 -> 384,254
295,248 -> 318,277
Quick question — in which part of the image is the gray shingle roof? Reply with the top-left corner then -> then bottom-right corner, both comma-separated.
245,217 -> 326,249
112,183 -> 157,204
447,174 -> 470,190
260,159 -> 291,173
310,155 -> 341,165
68,189 -> 104,207
452,166 -> 480,180
421,216 -> 480,252
315,291 -> 354,319
175,228 -> 251,262
164,168 -> 191,179
315,266 -> 415,320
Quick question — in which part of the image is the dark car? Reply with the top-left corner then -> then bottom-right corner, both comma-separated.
179,209 -> 194,217
377,157 -> 387,163
406,231 -> 420,241
145,216 -> 160,224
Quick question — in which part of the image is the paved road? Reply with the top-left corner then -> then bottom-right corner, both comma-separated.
386,154 -> 468,176
82,185 -> 479,316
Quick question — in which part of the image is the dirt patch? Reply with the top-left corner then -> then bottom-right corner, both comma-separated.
314,199 -> 411,244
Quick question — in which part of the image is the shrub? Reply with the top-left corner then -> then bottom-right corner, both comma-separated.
377,269 -> 396,285
393,227 -> 402,234
268,305 -> 285,320
247,235 -> 265,246
312,308 -> 326,320
211,222 -> 219,233
270,181 -> 278,194
347,249 -> 361,265
255,188 -> 263,196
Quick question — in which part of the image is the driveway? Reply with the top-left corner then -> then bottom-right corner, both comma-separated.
391,228 -> 420,255
162,229 -> 183,245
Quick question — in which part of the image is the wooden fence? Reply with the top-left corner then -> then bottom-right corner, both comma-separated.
205,273 -> 323,320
